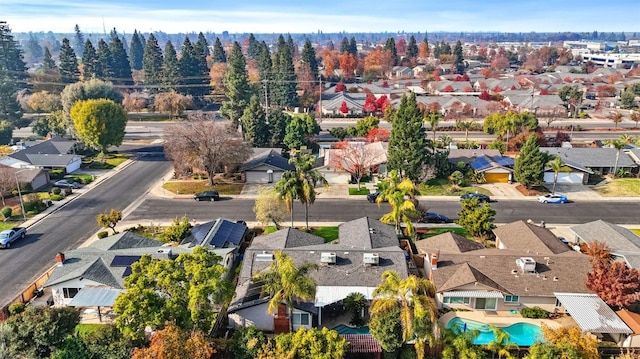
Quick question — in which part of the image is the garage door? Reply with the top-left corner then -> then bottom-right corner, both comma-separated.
484,173 -> 509,183
544,172 -> 584,184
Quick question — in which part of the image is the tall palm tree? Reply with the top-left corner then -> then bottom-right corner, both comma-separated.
370,271 -> 439,359
484,326 -> 517,359
274,170 -> 300,228
441,326 -> 484,359
252,251 -> 318,333
547,156 -> 570,194
456,120 -> 477,144
289,152 -> 329,230
424,111 -> 443,143
376,170 -> 420,237
604,137 -> 627,177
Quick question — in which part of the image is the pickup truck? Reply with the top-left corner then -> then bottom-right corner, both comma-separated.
0,227 -> 27,249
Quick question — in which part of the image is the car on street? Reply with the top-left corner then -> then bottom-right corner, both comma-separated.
538,194 -> 568,204
53,179 -> 82,189
0,227 -> 27,249
367,192 -> 381,203
460,193 -> 491,203
419,212 -> 452,223
194,190 -> 220,201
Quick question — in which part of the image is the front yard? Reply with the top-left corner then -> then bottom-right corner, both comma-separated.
592,178 -> 640,196
163,180 -> 244,195
81,153 -> 130,170
418,178 -> 493,196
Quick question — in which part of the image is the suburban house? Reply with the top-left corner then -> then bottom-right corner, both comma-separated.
387,66 -> 414,79
541,147 -> 638,178
0,137 -> 82,174
570,220 -> 640,269
447,149 -> 514,183
1,165 -> 49,191
228,217 -> 411,333
414,222 -> 632,343
239,149 -> 293,184
320,141 -> 388,184
318,92 -> 366,116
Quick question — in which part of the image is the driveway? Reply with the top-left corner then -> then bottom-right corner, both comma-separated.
551,184 -> 603,200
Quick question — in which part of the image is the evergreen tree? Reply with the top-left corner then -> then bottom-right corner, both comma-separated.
241,94 -> 269,147
514,134 -> 546,188
212,37 -> 226,63
42,47 -> 57,72
348,37 -> 358,56
257,41 -> 273,110
300,39 -> 319,81
453,40 -> 465,74
178,37 -> 200,96
81,40 -> 97,80
95,39 -> 112,80
220,41 -> 251,128
192,32 -> 211,98
0,67 -> 23,127
0,21 -> 28,89
387,92 -> 429,182
247,33 -> 261,59
384,37 -> 398,66
108,34 -> 133,85
73,24 -> 84,56
272,35 -> 298,109
286,34 -> 296,59
24,35 -> 43,64
162,41 -> 180,91
142,33 -> 164,94
407,35 -> 418,59
128,30 -> 144,70
268,109 -> 288,148
58,38 -> 79,83
340,37 -> 350,54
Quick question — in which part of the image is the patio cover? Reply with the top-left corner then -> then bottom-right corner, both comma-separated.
68,287 -> 124,307
554,293 -> 632,334
443,291 -> 504,298
341,334 -> 382,353
315,286 -> 375,307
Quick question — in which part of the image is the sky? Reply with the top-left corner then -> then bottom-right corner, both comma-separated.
1,0 -> 639,34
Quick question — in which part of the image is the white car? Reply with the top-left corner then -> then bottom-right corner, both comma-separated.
537,194 -> 568,204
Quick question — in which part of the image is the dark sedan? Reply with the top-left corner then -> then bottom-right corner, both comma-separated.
194,191 -> 220,201
460,193 -> 491,203
419,212 -> 452,223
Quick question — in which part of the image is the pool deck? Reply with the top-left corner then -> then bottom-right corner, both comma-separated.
439,310 -> 576,330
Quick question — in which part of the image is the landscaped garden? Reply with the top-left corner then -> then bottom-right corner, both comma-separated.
417,178 -> 492,196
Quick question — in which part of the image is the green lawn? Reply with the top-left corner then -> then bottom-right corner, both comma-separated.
418,178 -> 493,196
349,187 -> 370,195
163,181 -> 244,195
0,222 -> 21,231
82,153 -> 130,169
417,227 -> 473,240
592,179 -> 640,197
75,323 -> 104,336
311,226 -> 339,242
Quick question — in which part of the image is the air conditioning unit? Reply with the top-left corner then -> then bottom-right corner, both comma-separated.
320,252 -> 337,264
255,253 -> 274,262
363,253 -> 379,265
516,257 -> 536,272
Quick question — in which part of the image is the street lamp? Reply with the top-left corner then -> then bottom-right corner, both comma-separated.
14,169 -> 27,221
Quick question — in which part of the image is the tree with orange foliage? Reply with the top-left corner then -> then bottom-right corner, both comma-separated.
323,50 -> 339,77
363,94 -> 377,113
339,52 -> 358,81
364,46 -> 394,79
329,140 -> 379,189
418,38 -> 430,59
366,128 -> 390,143
132,324 -> 215,359
585,240 -> 640,308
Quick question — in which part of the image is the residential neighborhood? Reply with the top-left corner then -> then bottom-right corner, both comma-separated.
1,4 -> 640,358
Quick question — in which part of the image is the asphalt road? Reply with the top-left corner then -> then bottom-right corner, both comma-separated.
127,197 -> 640,226
0,154 -> 172,308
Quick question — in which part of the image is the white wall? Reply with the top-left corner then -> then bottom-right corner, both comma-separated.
228,302 -> 274,331
66,157 -> 82,173
49,278 -> 104,307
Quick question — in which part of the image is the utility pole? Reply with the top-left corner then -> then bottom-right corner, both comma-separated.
318,75 -> 323,123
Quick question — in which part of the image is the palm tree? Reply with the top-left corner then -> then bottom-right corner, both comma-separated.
252,251 -> 318,333
343,292 -> 367,327
424,111 -> 443,143
441,326 -> 484,359
274,170 -> 300,228
456,120 -> 477,144
376,170 -> 420,237
546,156 -> 570,194
604,137 -> 627,177
370,271 -> 439,359
289,152 -> 329,230
484,326 -> 517,359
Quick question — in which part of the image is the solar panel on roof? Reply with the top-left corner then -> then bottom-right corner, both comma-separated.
494,156 -> 514,166
209,220 -> 246,248
122,267 -> 132,277
471,156 -> 491,171
110,255 -> 141,267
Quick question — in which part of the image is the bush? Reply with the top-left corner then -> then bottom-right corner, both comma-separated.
50,169 -> 65,180
97,231 -> 109,239
8,303 -> 25,315
520,306 -> 549,319
50,194 -> 64,201
63,188 -> 72,196
1,206 -> 12,219
26,210 -> 38,216
51,187 -> 62,195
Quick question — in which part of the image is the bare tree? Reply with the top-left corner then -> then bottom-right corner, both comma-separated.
164,116 -> 252,185
329,141 -> 380,190
0,167 -> 17,206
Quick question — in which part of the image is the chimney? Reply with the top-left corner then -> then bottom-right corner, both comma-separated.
55,252 -> 65,266
430,252 -> 438,270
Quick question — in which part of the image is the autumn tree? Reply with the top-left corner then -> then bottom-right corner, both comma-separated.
0,166 -> 16,206
363,93 -> 377,113
253,186 -> 288,229
131,324 -> 214,359
329,141 -> 378,189
535,325 -> 599,359
60,78 -> 123,134
71,99 -> 127,155
153,90 -> 194,117
163,116 -> 252,184
96,208 -> 123,234
338,52 -> 358,81
456,198 -> 496,240
585,241 -> 640,308
26,91 -> 61,113
122,92 -> 147,112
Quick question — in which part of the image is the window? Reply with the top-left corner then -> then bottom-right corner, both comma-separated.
63,288 -> 81,299
292,313 -> 310,327
504,295 -> 519,303
443,297 -> 470,304
475,297 -> 497,310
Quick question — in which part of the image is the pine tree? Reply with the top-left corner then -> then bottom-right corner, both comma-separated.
384,38 -> 398,66
25,35 -> 43,64
241,94 -> 269,147
407,35 -> 418,59
178,37 -> 200,96
80,40 -> 97,80
162,41 -> 180,91
286,35 -> 297,59
128,30 -> 144,70
59,38 -> 79,83
300,39 -> 319,80
267,109 -> 288,148
212,37 -> 226,63
109,34 -> 133,85
192,32 -> 211,98
272,35 -> 298,109
348,37 -> 358,56
0,67 -> 23,127
42,47 -> 57,71
73,24 -> 85,56
142,33 -> 164,94
514,134 -> 545,189
0,21 -> 28,89
247,33 -> 261,59
453,40 -> 465,74
220,41 -> 251,128
95,39 -> 112,80
340,37 -> 350,54
257,41 -> 273,110
387,92 -> 428,181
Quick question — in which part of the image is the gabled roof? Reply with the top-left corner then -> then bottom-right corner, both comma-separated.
338,217 -> 399,249
8,137 -> 77,164
438,262 -> 510,293
250,228 -> 325,249
415,232 -> 485,254
448,149 -> 502,165
493,220 -> 572,255
182,218 -> 247,248
239,149 -> 293,172
616,309 -> 640,334
90,232 -> 163,251
541,147 -> 637,168
571,220 -> 640,268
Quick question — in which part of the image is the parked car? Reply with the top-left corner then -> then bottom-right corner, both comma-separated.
53,179 -> 82,189
367,192 -> 381,203
194,191 -> 220,201
0,227 -> 27,249
538,194 -> 568,204
460,193 -> 491,203
419,212 -> 452,223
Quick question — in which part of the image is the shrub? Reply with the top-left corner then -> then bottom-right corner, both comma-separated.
520,306 -> 549,319
51,187 -> 62,195
97,231 -> 109,239
26,210 -> 38,216
63,188 -> 72,196
1,206 -> 12,219
50,169 -> 65,180
8,303 -> 25,315
50,194 -> 64,201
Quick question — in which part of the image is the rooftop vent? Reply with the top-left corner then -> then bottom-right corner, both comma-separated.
256,253 -> 274,262
363,253 -> 379,265
320,252 -> 337,264
516,257 -> 536,272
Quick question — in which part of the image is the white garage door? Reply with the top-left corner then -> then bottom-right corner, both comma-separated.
245,171 -> 283,184
544,172 -> 584,184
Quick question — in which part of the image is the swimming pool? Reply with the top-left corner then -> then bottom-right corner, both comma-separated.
446,317 -> 543,346
332,324 -> 370,335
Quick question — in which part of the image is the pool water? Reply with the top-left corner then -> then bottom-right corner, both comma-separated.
446,317 -> 543,346
332,324 -> 370,335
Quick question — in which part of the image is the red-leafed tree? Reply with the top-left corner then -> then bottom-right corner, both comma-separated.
443,84 -> 454,93
376,95 -> 389,111
493,85 -> 503,93
382,81 -> 389,88
464,86 -> 473,92
427,102 -> 442,114
563,77 -> 572,83
396,38 -> 407,55
596,85 -> 617,98
585,241 -> 640,309
329,141 -> 379,189
479,91 -> 491,101
431,70 -> 440,81
335,82 -> 346,92
366,128 -> 390,143
363,95 -> 377,113
339,52 -> 358,81
491,55 -> 510,70
340,101 -> 349,114
540,89 -> 549,95
454,74 -> 469,82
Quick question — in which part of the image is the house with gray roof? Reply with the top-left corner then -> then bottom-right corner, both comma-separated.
0,136 -> 82,173
571,220 -> 640,269
239,149 -> 293,183
228,217 -> 409,333
541,147 -> 637,177
319,92 -> 366,116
